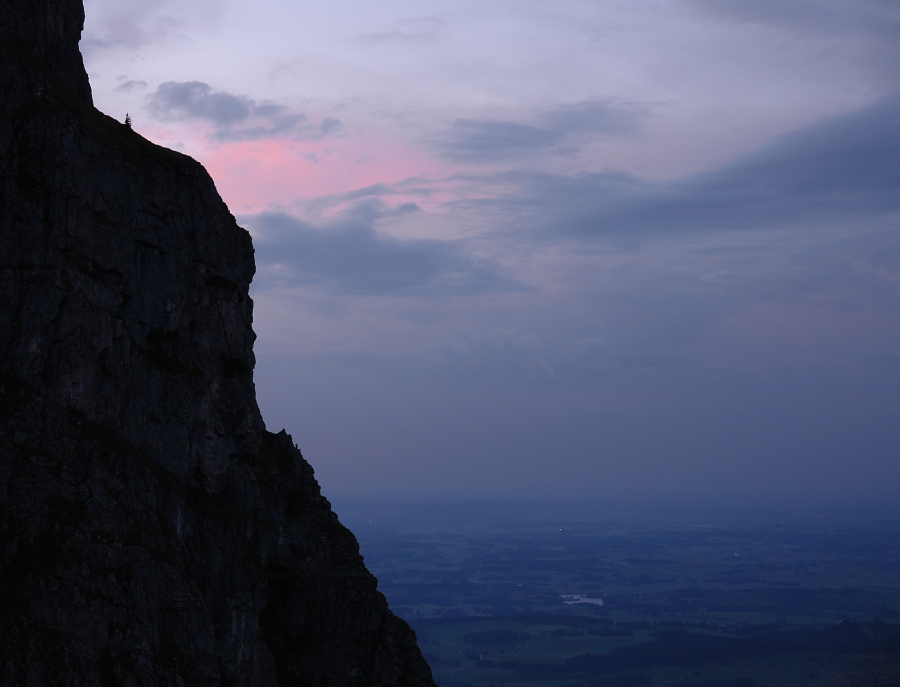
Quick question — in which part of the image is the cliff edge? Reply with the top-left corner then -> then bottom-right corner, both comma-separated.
0,1 -> 436,684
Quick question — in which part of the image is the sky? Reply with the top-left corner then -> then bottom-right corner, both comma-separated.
80,0 -> 900,502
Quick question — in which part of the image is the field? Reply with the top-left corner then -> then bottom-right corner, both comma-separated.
334,499 -> 900,687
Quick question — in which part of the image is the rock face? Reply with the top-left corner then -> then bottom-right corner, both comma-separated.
0,1 -> 436,685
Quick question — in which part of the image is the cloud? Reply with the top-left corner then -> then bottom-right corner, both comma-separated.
436,121 -> 557,162
147,81 -> 343,141
433,100 -> 643,163
115,79 -> 148,92
357,15 -> 445,44
303,184 -> 409,215
244,203 -> 513,296
464,96 -> 900,241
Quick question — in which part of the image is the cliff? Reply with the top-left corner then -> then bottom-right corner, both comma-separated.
0,1 -> 436,685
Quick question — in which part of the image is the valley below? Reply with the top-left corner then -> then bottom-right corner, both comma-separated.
335,499 -> 900,687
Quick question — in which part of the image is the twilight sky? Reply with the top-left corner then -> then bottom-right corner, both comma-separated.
81,0 -> 900,501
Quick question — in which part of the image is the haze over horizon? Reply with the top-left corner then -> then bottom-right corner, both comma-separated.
81,0 -> 900,502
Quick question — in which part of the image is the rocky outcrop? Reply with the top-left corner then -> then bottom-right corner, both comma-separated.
0,1 -> 435,685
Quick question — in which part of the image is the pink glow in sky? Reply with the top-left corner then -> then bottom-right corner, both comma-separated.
206,137 -> 448,214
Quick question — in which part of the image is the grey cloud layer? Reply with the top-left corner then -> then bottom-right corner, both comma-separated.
241,9 -> 900,500
433,100 -> 643,162
470,96 -> 900,241
246,204 -> 513,296
147,81 -> 342,141
248,96 -> 900,301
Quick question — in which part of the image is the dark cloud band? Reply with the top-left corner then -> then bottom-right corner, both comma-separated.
147,80 -> 342,141
433,99 -> 643,163
246,204 -> 513,297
